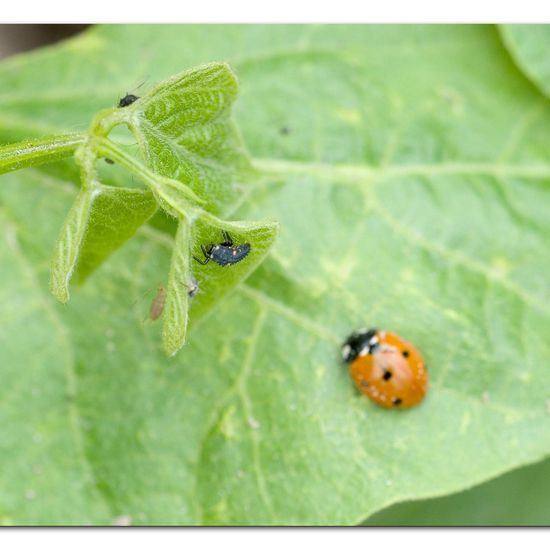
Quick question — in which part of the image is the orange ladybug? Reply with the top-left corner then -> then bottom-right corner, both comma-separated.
341,328 -> 428,409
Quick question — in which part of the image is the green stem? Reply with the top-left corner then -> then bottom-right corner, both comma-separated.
95,137 -> 205,207
94,137 -> 161,185
0,133 -> 86,175
74,139 -> 100,192
88,108 -> 128,138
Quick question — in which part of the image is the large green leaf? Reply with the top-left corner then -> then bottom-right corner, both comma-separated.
500,25 -> 550,99
0,25 -> 550,525
366,456 -> 550,525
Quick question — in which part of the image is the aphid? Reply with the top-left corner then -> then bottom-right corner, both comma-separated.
341,328 -> 428,409
187,277 -> 199,298
104,158 -> 114,165
193,230 -> 251,267
149,286 -> 167,321
118,93 -> 139,108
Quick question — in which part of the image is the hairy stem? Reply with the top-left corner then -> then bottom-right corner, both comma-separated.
94,137 -> 205,208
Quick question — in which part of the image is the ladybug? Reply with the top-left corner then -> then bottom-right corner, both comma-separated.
193,230 -> 251,266
341,328 -> 428,409
118,93 -> 139,108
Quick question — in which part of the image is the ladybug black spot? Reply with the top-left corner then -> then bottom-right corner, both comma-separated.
402,350 -> 410,358
392,397 -> 402,406
382,370 -> 392,381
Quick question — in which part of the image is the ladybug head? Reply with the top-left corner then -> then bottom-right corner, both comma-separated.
341,328 -> 378,363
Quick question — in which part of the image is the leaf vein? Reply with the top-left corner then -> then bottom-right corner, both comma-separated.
369,196 -> 550,316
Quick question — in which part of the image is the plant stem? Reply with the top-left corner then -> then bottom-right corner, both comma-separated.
95,137 -> 204,207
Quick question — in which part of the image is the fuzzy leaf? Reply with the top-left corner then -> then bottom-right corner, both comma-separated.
91,64 -> 277,353
162,220 -> 192,356
118,62 -> 253,214
49,187 -> 96,303
74,186 -> 158,283
0,134 -> 84,175
49,183 -> 158,301
161,217 -> 278,356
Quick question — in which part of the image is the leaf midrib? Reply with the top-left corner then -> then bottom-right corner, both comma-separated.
253,157 -> 550,182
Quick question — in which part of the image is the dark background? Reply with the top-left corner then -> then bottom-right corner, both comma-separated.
0,24 -> 88,59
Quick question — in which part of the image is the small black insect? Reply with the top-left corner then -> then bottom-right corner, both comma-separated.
118,93 -> 139,108
193,231 -> 251,267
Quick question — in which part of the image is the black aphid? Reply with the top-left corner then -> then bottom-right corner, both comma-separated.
118,93 -> 139,108
193,230 -> 251,267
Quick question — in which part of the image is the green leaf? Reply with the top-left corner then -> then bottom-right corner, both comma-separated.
49,187 -> 96,303
0,133 -> 84,175
161,216 -> 278,356
187,218 -> 279,323
49,183 -> 158,302
0,213 -> 110,525
366,456 -> 550,525
1,24 -> 550,525
500,25 -> 550,99
161,219 -> 192,355
115,62 -> 254,214
74,186 -> 158,283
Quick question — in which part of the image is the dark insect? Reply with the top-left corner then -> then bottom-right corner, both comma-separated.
118,93 -> 139,108
104,158 -> 114,165
193,230 -> 251,267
